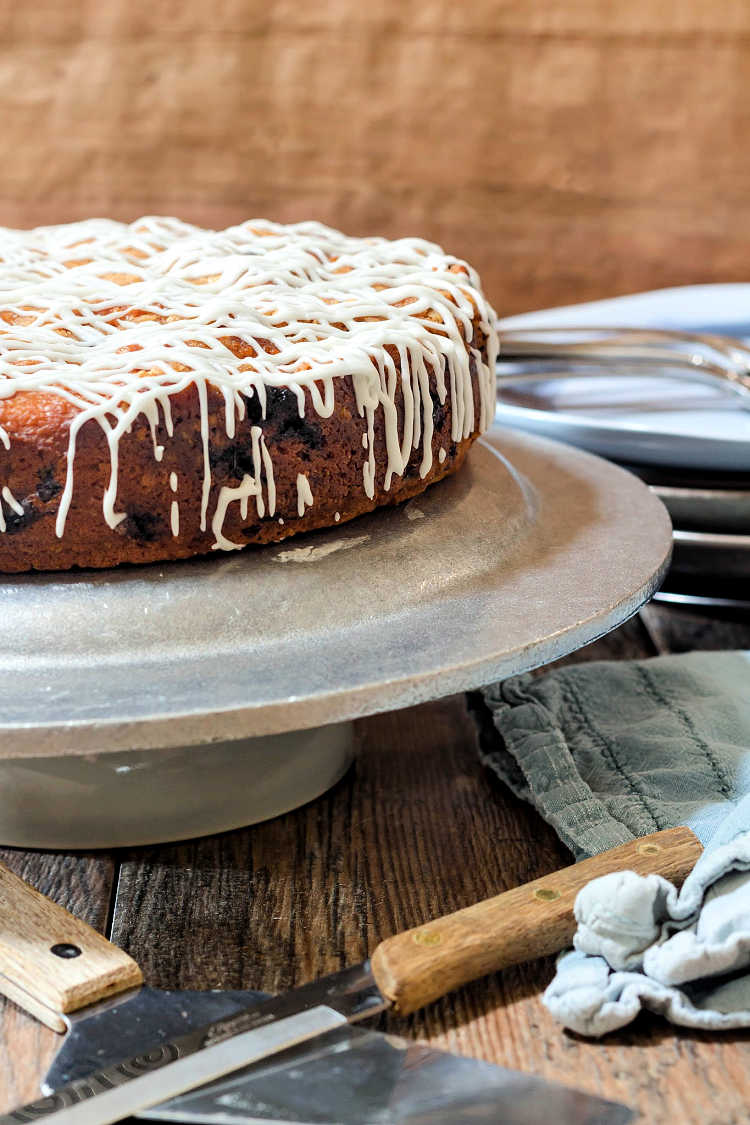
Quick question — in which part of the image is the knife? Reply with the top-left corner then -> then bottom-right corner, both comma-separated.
0,826 -> 701,1125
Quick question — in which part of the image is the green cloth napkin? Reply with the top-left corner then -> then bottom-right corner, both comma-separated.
476,650 -> 750,1036
476,650 -> 750,858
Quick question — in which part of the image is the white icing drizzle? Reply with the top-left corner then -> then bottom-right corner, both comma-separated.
169,473 -> 179,537
211,426 -> 279,545
438,448 -> 447,463
258,430 -> 276,516
2,486 -> 23,515
334,511 -> 340,522
0,217 -> 498,549
296,472 -> 314,517
211,475 -> 261,550
0,485 -> 23,532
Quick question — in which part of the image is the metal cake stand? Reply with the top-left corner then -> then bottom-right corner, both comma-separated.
0,429 -> 672,847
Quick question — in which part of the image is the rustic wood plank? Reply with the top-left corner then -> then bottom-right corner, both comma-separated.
641,603 -> 750,655
0,851 -> 116,1114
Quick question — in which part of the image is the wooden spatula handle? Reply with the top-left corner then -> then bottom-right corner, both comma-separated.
371,825 -> 702,1015
0,862 -> 143,1032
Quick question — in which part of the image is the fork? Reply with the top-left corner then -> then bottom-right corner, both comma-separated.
497,326 -> 750,406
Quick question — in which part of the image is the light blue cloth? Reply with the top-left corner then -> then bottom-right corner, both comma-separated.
545,821 -> 750,1035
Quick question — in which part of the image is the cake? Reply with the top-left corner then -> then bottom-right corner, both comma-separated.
0,217 -> 498,572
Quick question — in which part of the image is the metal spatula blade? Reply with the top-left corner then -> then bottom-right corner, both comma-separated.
139,1024 -> 632,1125
46,995 -> 631,1125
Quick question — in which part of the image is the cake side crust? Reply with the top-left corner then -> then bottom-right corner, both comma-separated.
0,350 -> 485,572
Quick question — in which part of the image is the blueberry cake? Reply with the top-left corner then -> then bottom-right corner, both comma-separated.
0,217 -> 498,571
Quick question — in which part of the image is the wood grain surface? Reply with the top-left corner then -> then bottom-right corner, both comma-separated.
1,609 -> 750,1121
2,0 -> 750,312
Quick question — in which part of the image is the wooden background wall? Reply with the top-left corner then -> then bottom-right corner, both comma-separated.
1,0 -> 749,312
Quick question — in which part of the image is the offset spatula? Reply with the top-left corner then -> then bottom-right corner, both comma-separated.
141,1023 -> 627,1125
0,826 -> 702,1125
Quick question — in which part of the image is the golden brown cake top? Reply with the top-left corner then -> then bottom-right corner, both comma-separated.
0,217 -> 498,545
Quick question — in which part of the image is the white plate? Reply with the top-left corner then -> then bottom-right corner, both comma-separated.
497,284 -> 750,472
495,375 -> 748,471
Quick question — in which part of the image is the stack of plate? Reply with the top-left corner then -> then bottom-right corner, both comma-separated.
618,465 -> 750,611
494,284 -> 750,611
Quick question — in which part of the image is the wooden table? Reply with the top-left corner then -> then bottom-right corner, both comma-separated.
2,601 -> 750,1123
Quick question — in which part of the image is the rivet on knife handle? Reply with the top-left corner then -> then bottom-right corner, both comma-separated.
370,825 -> 702,1015
0,862 -> 143,1032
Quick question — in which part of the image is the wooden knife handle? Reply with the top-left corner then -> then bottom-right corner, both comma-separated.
0,862 -> 143,1032
371,825 -> 702,1015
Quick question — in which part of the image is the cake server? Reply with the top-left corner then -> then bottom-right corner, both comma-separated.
0,826 -> 701,1125
138,1023 -> 630,1125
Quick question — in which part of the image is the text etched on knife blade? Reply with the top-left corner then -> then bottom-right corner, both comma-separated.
8,1046 -> 181,1121
5,1006 -> 281,1122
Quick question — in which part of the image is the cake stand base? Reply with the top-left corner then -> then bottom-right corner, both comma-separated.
0,722 -> 354,848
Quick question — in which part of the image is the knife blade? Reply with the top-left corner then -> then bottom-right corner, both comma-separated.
0,826 -> 701,1125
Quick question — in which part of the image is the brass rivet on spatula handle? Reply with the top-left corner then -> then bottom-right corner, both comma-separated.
636,841 -> 661,856
412,930 -> 442,947
533,887 -> 561,902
